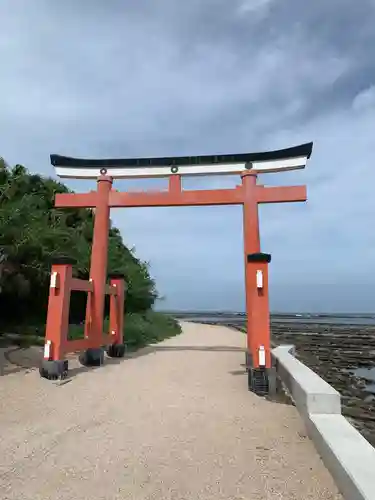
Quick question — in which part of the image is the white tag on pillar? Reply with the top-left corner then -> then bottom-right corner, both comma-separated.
44,340 -> 52,360
259,345 -> 266,367
50,272 -> 58,288
256,270 -> 263,289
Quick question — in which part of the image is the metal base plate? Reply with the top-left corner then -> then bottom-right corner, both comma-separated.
39,359 -> 69,380
106,344 -> 126,358
79,348 -> 105,367
248,367 -> 269,395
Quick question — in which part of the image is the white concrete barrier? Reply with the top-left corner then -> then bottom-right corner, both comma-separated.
272,344 -> 375,500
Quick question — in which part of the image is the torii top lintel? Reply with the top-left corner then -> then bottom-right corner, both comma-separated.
53,142 -> 312,209
51,142 -> 313,179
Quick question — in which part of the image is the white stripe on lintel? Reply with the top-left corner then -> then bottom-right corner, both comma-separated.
54,156 -> 308,179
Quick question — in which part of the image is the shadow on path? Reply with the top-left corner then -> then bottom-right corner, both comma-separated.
2,343 -> 246,380
1,342 -> 292,407
0,346 -> 38,377
68,345 -> 246,378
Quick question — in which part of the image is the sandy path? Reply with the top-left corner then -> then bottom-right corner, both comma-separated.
0,322 -> 341,500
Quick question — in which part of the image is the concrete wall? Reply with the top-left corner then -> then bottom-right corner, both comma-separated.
272,345 -> 375,500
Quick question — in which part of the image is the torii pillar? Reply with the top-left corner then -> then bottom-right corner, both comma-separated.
84,176 -> 112,344
242,172 -> 261,368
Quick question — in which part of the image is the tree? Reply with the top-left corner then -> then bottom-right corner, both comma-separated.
0,161 -> 159,326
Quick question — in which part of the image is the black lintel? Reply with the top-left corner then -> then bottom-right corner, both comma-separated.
247,253 -> 272,263
50,142 -> 313,169
50,256 -> 77,265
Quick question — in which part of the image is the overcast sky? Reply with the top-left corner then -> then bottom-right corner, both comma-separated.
1,0 -> 375,312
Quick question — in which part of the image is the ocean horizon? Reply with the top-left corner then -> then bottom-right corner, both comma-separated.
158,310 -> 375,326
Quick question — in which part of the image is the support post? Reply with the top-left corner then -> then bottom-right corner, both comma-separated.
84,176 -> 113,345
40,257 -> 75,379
108,275 -> 126,346
106,274 -> 126,358
246,252 -> 272,395
43,258 -> 75,361
241,172 -> 260,367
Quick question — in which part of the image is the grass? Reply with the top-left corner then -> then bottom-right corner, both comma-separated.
0,311 -> 182,349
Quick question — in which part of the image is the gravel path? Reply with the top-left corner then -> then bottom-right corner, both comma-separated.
0,322 -> 341,500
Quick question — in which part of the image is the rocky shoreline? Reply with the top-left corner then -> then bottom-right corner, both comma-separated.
270,321 -> 375,447
196,319 -> 375,447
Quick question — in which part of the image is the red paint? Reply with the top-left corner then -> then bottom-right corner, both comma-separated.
43,261 -> 126,359
247,259 -> 271,368
169,174 -> 182,194
109,277 -> 125,346
44,263 -> 72,360
257,185 -> 306,204
241,173 -> 260,356
84,176 -> 112,344
47,171 -> 307,369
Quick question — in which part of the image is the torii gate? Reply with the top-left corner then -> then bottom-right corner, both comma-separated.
41,142 -> 312,393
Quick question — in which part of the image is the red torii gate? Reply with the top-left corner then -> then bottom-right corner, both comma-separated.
41,142 -> 312,394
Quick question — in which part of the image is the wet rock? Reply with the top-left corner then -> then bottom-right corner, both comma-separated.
226,319 -> 375,447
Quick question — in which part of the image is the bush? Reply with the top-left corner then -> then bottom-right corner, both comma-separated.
0,159 -> 181,351
124,311 -> 181,349
0,161 -> 158,325
68,311 -> 181,349
1,311 -> 181,350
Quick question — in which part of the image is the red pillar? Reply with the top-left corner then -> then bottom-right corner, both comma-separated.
246,253 -> 271,369
241,172 -> 260,359
108,275 -> 126,346
85,176 -> 112,345
44,259 -> 74,361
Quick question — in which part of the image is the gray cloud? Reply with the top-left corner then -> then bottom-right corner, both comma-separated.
1,0 -> 375,311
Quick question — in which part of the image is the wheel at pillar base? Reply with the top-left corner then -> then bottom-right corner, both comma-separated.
248,367 -> 269,396
106,343 -> 126,358
39,359 -> 69,380
79,348 -> 105,367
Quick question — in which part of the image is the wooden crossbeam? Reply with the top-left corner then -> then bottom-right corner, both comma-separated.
55,192 -> 97,208
55,184 -> 306,209
108,187 -> 244,207
70,278 -> 94,293
256,185 -> 307,204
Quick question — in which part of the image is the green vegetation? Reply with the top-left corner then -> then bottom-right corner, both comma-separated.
0,158 -> 181,348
